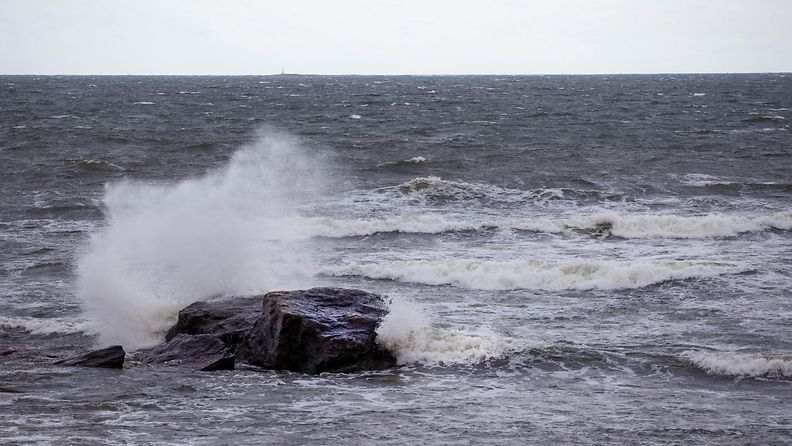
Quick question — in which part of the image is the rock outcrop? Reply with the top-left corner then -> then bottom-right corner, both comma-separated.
150,287 -> 396,374
58,345 -> 125,369
240,288 -> 397,374
141,334 -> 235,371
165,296 -> 262,348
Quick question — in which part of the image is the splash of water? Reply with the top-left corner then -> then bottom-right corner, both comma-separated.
376,298 -> 518,365
77,129 -> 329,348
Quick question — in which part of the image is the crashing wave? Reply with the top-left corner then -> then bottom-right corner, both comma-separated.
0,316 -> 93,336
376,300 -> 519,365
682,351 -> 792,378
77,130 -> 326,348
322,259 -> 746,291
281,211 -> 792,239
562,211 -> 792,238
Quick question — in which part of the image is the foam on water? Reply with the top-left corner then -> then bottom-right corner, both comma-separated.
0,315 -> 93,336
77,159 -> 126,172
284,215 -> 485,238
563,212 -> 792,238
282,211 -> 792,239
376,156 -> 427,168
376,299 -> 519,365
682,351 -> 792,378
393,176 -> 548,204
77,129 -> 328,348
323,259 -> 747,291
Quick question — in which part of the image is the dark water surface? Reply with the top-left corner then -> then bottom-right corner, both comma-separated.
1,74 -> 791,445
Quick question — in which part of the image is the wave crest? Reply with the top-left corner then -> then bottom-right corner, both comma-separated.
282,211 -> 792,239
683,351 -> 792,378
77,129 -> 326,348
322,259 -> 746,291
0,316 -> 93,336
376,300 -> 518,365
391,176 -> 563,205
563,211 -> 792,238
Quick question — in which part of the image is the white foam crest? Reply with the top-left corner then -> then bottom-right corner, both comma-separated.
77,129 -> 326,348
323,259 -> 746,291
564,212 -> 792,238
394,176 -> 542,203
284,215 -> 487,238
376,299 -> 518,365
376,156 -> 427,168
204,211 -> 791,240
0,316 -> 94,336
683,351 -> 792,378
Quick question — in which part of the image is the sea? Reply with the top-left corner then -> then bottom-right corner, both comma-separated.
0,74 -> 790,445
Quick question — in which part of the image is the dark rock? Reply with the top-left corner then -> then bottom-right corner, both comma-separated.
58,345 -> 125,369
148,287 -> 396,374
141,334 -> 235,371
166,296 -> 261,348
239,287 -> 397,374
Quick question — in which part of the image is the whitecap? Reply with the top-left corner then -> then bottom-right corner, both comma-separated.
0,316 -> 93,336
562,211 -> 792,239
376,156 -> 427,168
278,211 -> 792,240
682,350 -> 792,378
376,299 -> 519,365
322,258 -> 746,291
77,159 -> 126,172
391,176 -> 542,204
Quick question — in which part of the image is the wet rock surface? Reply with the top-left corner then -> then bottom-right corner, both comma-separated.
144,287 -> 396,374
58,345 -> 125,369
141,334 -> 235,371
240,288 -> 397,374
165,296 -> 262,348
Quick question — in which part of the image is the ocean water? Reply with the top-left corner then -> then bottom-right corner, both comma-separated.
0,74 -> 791,445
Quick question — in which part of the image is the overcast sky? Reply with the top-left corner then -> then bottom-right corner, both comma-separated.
1,0 -> 791,75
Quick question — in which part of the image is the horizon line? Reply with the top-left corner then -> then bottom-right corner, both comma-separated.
1,71 -> 791,77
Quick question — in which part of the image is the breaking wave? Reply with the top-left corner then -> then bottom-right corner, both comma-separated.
77,129 -> 328,348
322,259 -> 746,291
563,211 -> 792,238
376,156 -> 427,168
376,299 -> 519,365
388,176 -> 566,204
682,351 -> 792,378
284,211 -> 792,239
0,316 -> 93,336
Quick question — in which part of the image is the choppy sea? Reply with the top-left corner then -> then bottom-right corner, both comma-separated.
1,74 -> 791,445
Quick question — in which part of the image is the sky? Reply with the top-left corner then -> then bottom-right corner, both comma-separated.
1,0 -> 791,75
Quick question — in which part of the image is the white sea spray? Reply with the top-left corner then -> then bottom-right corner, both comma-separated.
77,129 -> 329,348
376,298 -> 519,365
